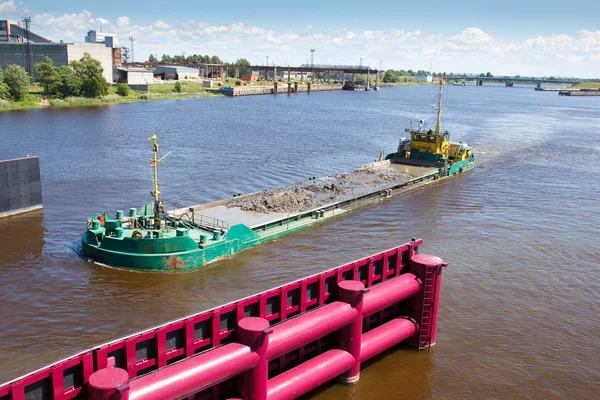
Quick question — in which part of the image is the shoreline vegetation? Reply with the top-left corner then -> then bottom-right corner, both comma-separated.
0,76 -> 428,112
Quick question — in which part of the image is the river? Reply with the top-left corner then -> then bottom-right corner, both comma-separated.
0,84 -> 599,398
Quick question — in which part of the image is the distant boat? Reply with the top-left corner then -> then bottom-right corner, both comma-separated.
342,82 -> 366,91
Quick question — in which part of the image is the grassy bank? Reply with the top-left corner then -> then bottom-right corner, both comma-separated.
0,78 -> 425,112
0,81 -> 220,112
573,82 -> 600,90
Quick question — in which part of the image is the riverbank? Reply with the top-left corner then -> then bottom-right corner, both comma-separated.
0,81 -> 219,111
0,79 -> 427,112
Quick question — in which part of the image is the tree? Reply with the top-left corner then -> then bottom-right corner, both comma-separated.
35,56 -> 62,97
174,81 -> 182,92
148,54 -> 158,63
383,70 -> 399,83
116,83 -> 130,96
211,55 -> 223,64
0,69 -> 10,100
515,74 -> 521,79
56,66 -> 81,97
161,54 -> 172,63
486,72 -> 493,77
70,53 -> 109,98
3,64 -> 30,101
235,58 -> 251,76
480,73 -> 486,77
202,55 -> 211,64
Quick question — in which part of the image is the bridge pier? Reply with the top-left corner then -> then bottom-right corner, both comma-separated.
505,81 -> 513,87
477,80 -> 483,86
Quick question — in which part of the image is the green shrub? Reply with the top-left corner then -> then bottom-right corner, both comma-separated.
116,83 -> 130,96
174,81 -> 182,93
3,65 -> 30,101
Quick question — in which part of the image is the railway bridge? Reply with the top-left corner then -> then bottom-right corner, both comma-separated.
446,75 -> 579,88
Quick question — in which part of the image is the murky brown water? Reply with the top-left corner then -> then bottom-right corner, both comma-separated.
1,86 -> 599,398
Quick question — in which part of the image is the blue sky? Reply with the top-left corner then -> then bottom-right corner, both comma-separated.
14,0 -> 599,38
2,0 -> 599,77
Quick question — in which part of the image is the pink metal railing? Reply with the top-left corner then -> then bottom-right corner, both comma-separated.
0,239 -> 447,400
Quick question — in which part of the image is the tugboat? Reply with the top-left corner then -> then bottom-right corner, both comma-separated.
81,135 -> 236,271
386,78 -> 474,175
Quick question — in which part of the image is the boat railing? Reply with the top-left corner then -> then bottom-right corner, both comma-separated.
193,213 -> 230,231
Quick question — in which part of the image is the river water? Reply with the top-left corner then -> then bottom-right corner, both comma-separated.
1,85 -> 599,399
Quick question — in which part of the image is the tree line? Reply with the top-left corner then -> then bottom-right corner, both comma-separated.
150,54 -> 224,64
36,54 -> 109,98
382,69 -> 430,83
0,53 -> 110,102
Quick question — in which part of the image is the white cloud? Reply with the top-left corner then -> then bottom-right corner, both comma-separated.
7,5 -> 600,78
116,16 -> 130,29
0,0 -> 18,13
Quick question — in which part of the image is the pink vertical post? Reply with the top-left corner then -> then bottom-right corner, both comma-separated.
238,317 -> 272,400
407,254 -> 446,349
336,280 -> 367,384
88,367 -> 129,400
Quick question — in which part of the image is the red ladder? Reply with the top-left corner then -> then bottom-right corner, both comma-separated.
418,264 -> 437,351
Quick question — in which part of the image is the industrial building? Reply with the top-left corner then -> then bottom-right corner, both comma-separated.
1,19 -> 51,43
154,66 -> 199,80
1,21 -> 119,82
85,30 -> 119,48
415,75 -> 433,82
116,67 -> 154,85
0,42 -> 113,82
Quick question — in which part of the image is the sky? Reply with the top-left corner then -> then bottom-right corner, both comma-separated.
1,0 -> 599,77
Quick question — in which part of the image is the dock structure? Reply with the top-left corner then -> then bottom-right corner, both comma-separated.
0,156 -> 42,218
249,64 -> 378,84
212,84 -> 342,97
559,89 -> 600,96
0,240 -> 448,400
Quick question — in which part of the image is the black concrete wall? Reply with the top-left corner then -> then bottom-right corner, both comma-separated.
0,157 -> 42,215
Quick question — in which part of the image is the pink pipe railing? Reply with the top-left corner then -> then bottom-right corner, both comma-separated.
360,317 -> 418,363
266,302 -> 358,361
89,343 -> 259,400
267,350 -> 355,400
1,240 -> 449,400
94,252 -> 441,400
362,273 -> 421,316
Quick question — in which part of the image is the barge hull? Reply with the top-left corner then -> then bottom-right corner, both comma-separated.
83,161 -> 472,271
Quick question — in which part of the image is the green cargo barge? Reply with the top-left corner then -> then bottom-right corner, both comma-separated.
82,79 -> 473,271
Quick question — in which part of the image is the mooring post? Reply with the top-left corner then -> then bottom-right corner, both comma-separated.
294,81 -> 298,93
307,82 -> 311,94
336,280 -> 368,384
287,82 -> 291,95
238,317 -> 272,400
88,367 -> 130,400
273,82 -> 278,95
407,254 -> 446,349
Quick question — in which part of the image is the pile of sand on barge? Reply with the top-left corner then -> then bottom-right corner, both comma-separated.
229,168 -> 412,214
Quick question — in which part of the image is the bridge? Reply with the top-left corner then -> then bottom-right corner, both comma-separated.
445,75 -> 579,88
249,64 -> 379,83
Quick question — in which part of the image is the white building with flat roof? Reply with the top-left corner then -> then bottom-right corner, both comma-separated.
85,30 -> 119,48
415,75 -> 433,83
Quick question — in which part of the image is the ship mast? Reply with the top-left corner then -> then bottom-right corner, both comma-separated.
148,135 -> 170,230
435,78 -> 445,135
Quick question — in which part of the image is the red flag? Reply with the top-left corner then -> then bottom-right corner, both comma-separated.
150,162 -> 154,168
